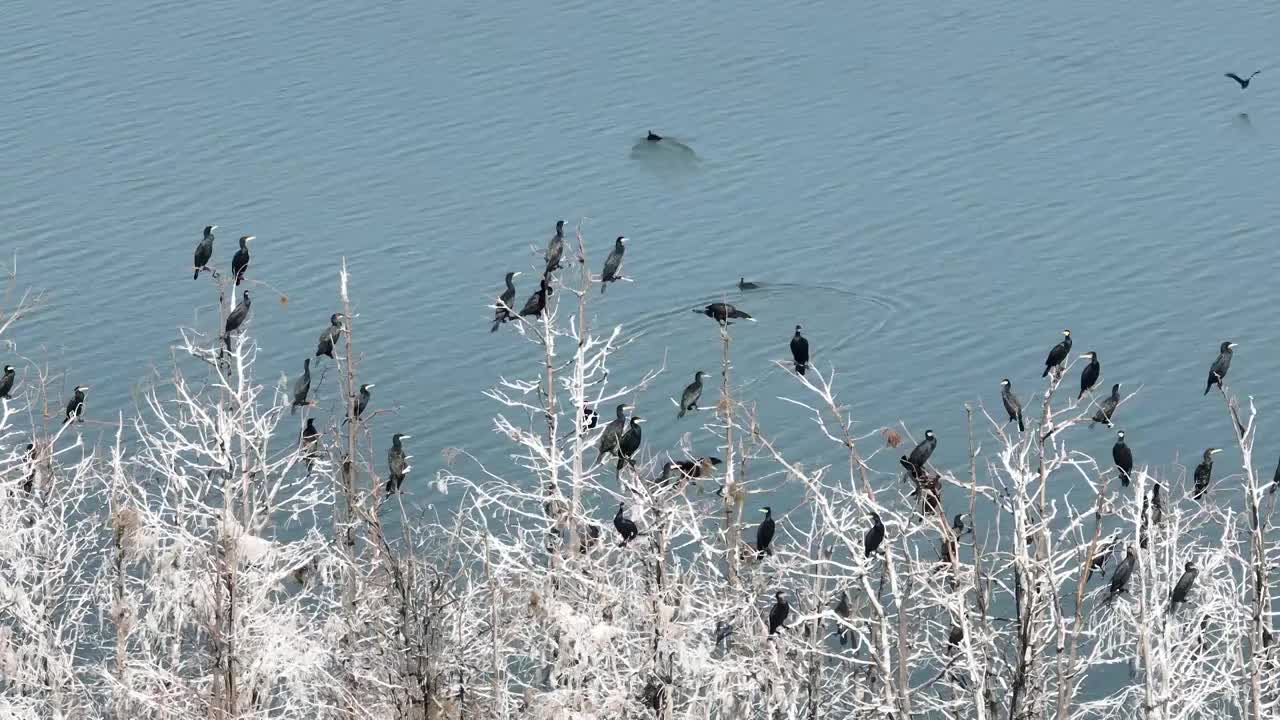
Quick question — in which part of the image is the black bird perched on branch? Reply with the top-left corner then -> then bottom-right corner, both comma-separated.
600,236 -> 626,293
738,277 -> 759,290
596,404 -> 629,465
582,406 -> 598,430
1113,430 -> 1134,487
231,235 -> 253,286
614,502 -> 639,545
667,456 -> 722,481
1109,546 -> 1138,599
1043,329 -> 1072,378
1000,379 -> 1025,432
343,383 -> 375,425
0,364 -> 15,399
833,590 -> 853,646
193,225 -> 216,279
616,416 -> 645,470
900,430 -> 936,479
768,591 -> 790,635
491,271 -> 522,332
1225,70 -> 1261,89
544,220 -> 566,274
300,418 -> 319,470
1168,560 -> 1198,614
223,290 -> 252,350
519,275 -> 551,318
316,313 -> 345,359
385,433 -> 412,495
864,511 -> 885,558
63,385 -> 88,424
291,358 -> 311,414
1149,483 -> 1164,526
1192,448 -> 1222,500
1087,539 -> 1116,581
1092,383 -> 1121,427
1205,341 -> 1237,395
1078,352 -> 1100,400
1272,457 -> 1280,495
755,506 -> 776,558
695,303 -> 754,324
21,443 -> 37,493
677,371 -> 704,418
789,325 -> 810,376
948,624 -> 964,648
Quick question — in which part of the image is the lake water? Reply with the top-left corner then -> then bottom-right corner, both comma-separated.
3,0 -> 1280,531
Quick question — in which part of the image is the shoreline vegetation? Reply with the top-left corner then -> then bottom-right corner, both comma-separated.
0,227 -> 1276,719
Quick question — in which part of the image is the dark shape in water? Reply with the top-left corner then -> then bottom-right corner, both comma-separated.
1225,70 -> 1261,89
738,277 -> 760,290
647,130 -> 663,142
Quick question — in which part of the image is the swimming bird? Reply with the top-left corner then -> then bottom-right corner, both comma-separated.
738,277 -> 760,290
223,290 -> 252,349
864,511 -> 885,558
1092,383 -> 1121,427
385,433 -> 412,495
1000,379 -> 1025,432
614,502 -> 639,545
900,430 -> 936,479
1192,448 -> 1222,500
1113,430 -> 1134,487
545,220 -> 566,274
300,418 -> 320,470
1042,329 -> 1072,377
647,131 -> 663,142
768,591 -> 790,635
616,415 -> 645,470
1225,71 -> 1261,89
519,275 -> 550,318
344,383 -> 375,425
316,313 -> 345,359
1168,560 -> 1198,614
491,271 -> 521,332
193,225 -> 216,279
231,235 -> 253,286
1078,352 -> 1100,400
0,365 -> 15,399
790,325 -> 809,376
291,358 -> 311,414
695,303 -> 754,324
1109,546 -> 1138,598
1205,341 -> 1237,395
63,385 -> 88,424
600,236 -> 626,293
596,403 -> 629,465
677,371 -> 704,418
755,506 -> 776,558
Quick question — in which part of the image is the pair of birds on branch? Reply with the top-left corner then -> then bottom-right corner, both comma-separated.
193,225 -> 254,286
1101,544 -> 1198,614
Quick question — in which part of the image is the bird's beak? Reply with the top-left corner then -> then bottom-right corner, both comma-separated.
366,384 -> 377,389
1211,448 -> 1222,454
401,435 -> 412,440
514,271 -> 523,277
81,385 -> 91,390
245,236 -> 256,242
211,225 -> 218,231
635,418 -> 646,423
1078,354 -> 1090,359
1229,343 -> 1239,349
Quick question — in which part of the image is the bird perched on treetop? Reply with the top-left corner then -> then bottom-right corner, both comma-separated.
491,272 -> 521,332
291,358 -> 311,414
694,303 -> 754,324
1092,383 -> 1122,427
900,430 -> 936,479
0,364 -> 15,399
790,325 -> 809,376
600,236 -> 626,293
1043,329 -> 1072,378
755,507 -> 776,558
1205,341 -> 1237,395
63,385 -> 89,424
316,313 -> 345,359
385,433 -> 412,496
1113,430 -> 1134,487
231,235 -> 253,286
1078,351 -> 1100,400
768,591 -> 790,635
677,371 -> 704,418
193,225 -> 216,280
1000,379 -> 1024,432
544,221 -> 566,274
1168,560 -> 1198,614
864,511 -> 885,558
1192,448 -> 1222,500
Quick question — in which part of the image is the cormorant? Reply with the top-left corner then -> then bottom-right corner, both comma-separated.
952,513 -> 970,536
63,385 -> 88,424
864,511 -> 885,558
948,624 -> 964,648
582,406 -> 598,430
0,364 -> 15,399
600,236 -> 626,293
596,403 -> 629,465
291,358 -> 311,415
1225,71 -> 1261,89
616,415 -> 645,470
316,313 -> 345,359
647,131 -> 663,142
755,506 -> 776,558
738,277 -> 759,290
1150,483 -> 1164,526
20,442 -> 36,493
1113,430 -> 1133,487
694,303 -> 754,324
1078,352 -> 1100,400
1205,341 -> 1237,395
193,225 -> 216,279
1092,383 -> 1121,427
1109,546 -> 1138,597
519,275 -> 550,318
545,221 -> 566,274
1272,456 -> 1280,495
491,271 -> 521,332
1087,541 -> 1113,581
301,417 -> 320,470
1000,379 -> 1025,432
768,591 -> 790,635
672,456 -> 722,480
1192,448 -> 1223,500
1042,329 -> 1072,378
344,383 -> 375,425
614,502 -> 639,545
677,371 -> 704,418
1168,560 -> 1198,614
900,430 -> 936,479
385,433 -> 412,495
790,325 -> 809,376
223,290 -> 252,349
833,590 -> 852,646
231,235 -> 253,286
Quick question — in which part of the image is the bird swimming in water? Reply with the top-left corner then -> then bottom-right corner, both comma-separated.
647,131 -> 663,142
1000,379 -> 1025,433
864,511 -> 885,558
1092,383 -> 1121,427
1078,352 -> 1100,400
695,303 -> 754,324
491,271 -> 522,332
1113,430 -> 1133,487
545,221 -> 566,274
900,430 -> 936,479
519,275 -> 551,318
63,385 -> 89,424
768,591 -> 790,635
755,506 -> 776,558
301,418 -> 320,470
193,225 -> 216,280
616,415 -> 645,471
344,383 -> 375,425
0,364 -> 15,399
738,277 -> 760,290
223,290 -> 252,350
1108,546 -> 1138,599
1225,71 -> 1261,89
1205,341 -> 1237,395
316,313 -> 345,359
1043,329 -> 1072,378
291,358 -> 311,415
1168,560 -> 1198,614
790,325 -> 809,376
677,371 -> 704,418
600,236 -> 626,293
596,403 -> 629,465
1192,448 -> 1222,500
385,433 -> 412,495
231,235 -> 253,286
614,502 -> 639,545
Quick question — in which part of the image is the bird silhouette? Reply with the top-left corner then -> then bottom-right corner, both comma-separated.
1225,71 -> 1261,89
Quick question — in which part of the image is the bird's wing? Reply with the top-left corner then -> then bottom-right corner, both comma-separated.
1226,72 -> 1246,84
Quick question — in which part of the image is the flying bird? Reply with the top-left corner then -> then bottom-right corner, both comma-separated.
1225,71 -> 1261,89
790,325 -> 810,376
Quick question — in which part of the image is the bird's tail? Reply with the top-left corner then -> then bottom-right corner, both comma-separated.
291,403 -> 297,416
730,309 -> 753,320
193,268 -> 200,280
1042,366 -> 1050,378
1204,381 -> 1212,396
1017,414 -> 1025,433
490,319 -> 501,333
601,281 -> 608,295
796,362 -> 807,376
1077,389 -> 1085,400
677,406 -> 686,419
